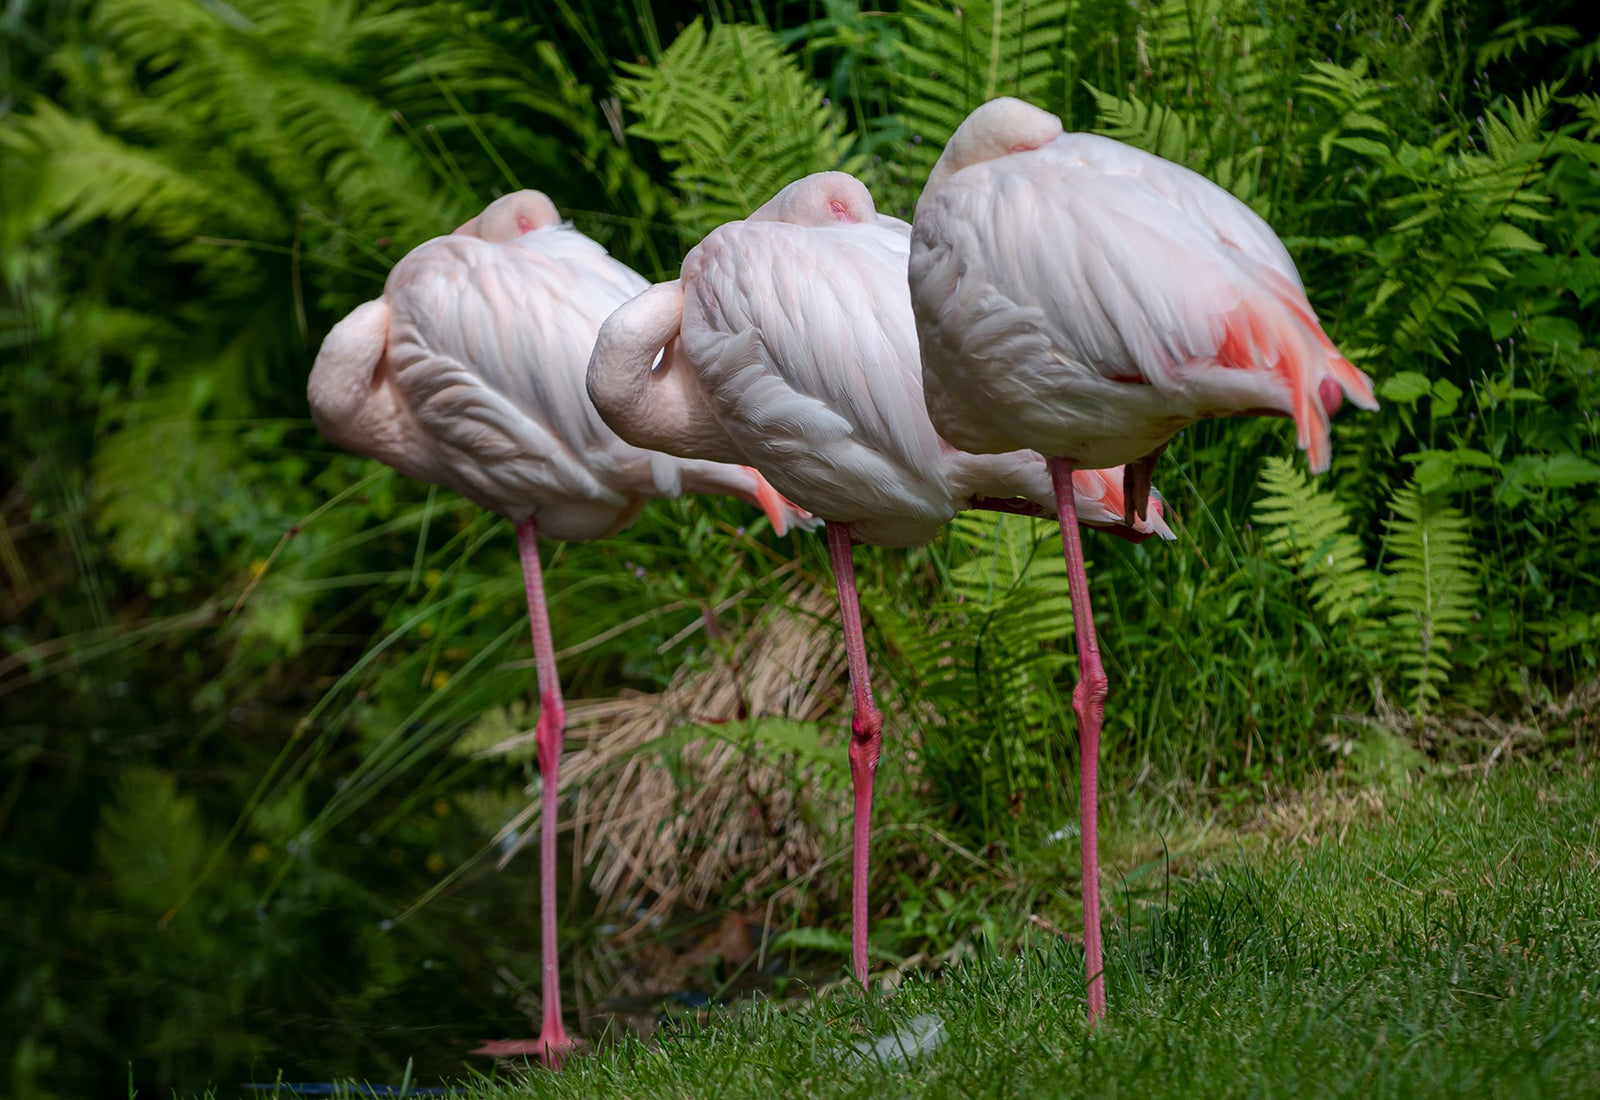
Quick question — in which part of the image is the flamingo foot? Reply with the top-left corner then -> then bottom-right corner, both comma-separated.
471,1031 -> 587,1068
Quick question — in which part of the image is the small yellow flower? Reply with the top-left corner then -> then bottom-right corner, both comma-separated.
249,842 -> 271,863
431,671 -> 451,690
425,852 -> 446,874
249,559 -> 269,578
417,621 -> 436,640
424,569 -> 443,588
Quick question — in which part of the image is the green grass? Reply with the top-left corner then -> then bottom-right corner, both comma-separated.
403,760 -> 1600,1100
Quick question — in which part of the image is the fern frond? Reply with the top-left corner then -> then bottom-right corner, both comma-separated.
1299,59 -> 1390,165
1084,83 -> 1197,164
1348,86 -> 1554,363
616,20 -> 863,242
943,512 -> 1076,672
1138,0 -> 1276,120
871,511 -> 1079,806
894,0 -> 1072,189
1,99 -> 268,240
940,513 -> 1076,787
1383,484 -> 1477,713
1252,456 -> 1374,626
273,78 -> 458,245
95,768 -> 213,916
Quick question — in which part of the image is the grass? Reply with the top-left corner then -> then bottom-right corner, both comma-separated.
357,758 -> 1600,1100
226,758 -> 1600,1099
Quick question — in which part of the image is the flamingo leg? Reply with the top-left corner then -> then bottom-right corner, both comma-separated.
826,521 -> 884,989
473,516 -> 578,1066
1049,458 -> 1109,1023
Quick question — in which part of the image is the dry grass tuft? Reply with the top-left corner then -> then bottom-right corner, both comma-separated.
486,580 -> 851,936
1245,775 -> 1394,852
1338,675 -> 1599,764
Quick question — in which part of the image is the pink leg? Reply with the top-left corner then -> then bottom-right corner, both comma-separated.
826,521 -> 884,989
473,516 -> 580,1066
1049,458 -> 1108,1023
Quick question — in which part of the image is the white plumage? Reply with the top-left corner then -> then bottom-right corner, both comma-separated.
907,97 -> 1381,1024
589,171 -> 1173,547
911,98 -> 1378,486
307,190 -> 804,1065
309,192 -> 803,541
586,170 -> 1172,989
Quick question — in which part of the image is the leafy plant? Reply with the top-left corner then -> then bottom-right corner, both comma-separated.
1252,456 -> 1374,629
3,0 -> 1598,1094
887,512 -> 1079,834
1384,485 -> 1478,713
1253,459 -> 1481,717
616,18 -> 864,241
889,0 -> 1076,203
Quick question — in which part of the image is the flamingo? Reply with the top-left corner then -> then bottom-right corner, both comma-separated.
307,191 -> 807,1065
584,172 -> 1174,987
908,97 -> 1380,1021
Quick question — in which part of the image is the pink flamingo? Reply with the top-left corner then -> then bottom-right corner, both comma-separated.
585,172 -> 1174,987
909,98 -> 1380,1021
308,191 -> 806,1065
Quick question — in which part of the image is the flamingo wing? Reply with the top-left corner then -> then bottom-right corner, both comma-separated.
379,233 -> 645,520
1057,134 -> 1306,289
432,229 -> 648,461
912,134 -> 1376,472
681,218 -> 954,538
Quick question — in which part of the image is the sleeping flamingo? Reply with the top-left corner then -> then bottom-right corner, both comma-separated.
308,191 -> 806,1065
585,172 -> 1173,987
908,97 -> 1380,1020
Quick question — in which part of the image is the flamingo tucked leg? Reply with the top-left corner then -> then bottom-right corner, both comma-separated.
825,521 -> 884,988
473,516 -> 582,1067
1048,458 -> 1108,1023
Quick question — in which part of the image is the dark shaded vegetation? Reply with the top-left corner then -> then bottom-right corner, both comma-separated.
0,0 -> 1595,1094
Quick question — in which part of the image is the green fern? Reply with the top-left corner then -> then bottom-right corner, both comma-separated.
616,19 -> 863,242
1383,484 -> 1477,713
1,99 -> 275,253
2,0 -> 629,592
1252,456 -> 1374,627
1081,0 -> 1278,207
1085,84 -> 1201,166
1254,462 -> 1482,713
871,511 -> 1079,819
665,717 -> 848,790
1299,59 -> 1391,166
1082,78 -> 1268,208
892,0 -> 1072,192
900,512 -> 1075,697
1350,86 -> 1553,363
95,768 -> 213,917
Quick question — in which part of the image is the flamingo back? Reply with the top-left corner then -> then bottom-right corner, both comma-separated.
679,215 -> 959,546
311,224 -> 798,541
912,120 -> 1377,473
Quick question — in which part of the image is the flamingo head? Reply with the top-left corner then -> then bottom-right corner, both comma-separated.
454,190 -> 561,242
748,171 -> 877,227
925,97 -> 1064,194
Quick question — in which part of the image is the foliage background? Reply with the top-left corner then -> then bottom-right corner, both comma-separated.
1,0 -> 1595,1094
